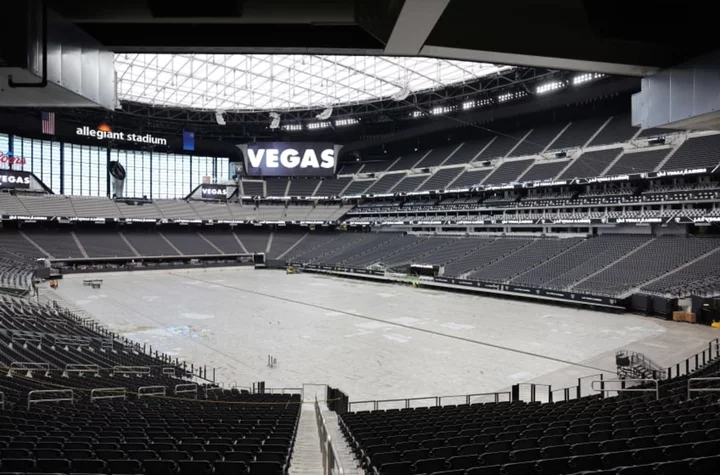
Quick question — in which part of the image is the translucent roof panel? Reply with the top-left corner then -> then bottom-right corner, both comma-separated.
115,54 -> 512,112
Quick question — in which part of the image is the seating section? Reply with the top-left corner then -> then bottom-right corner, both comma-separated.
123,230 -> 180,256
267,232 -> 305,259
559,148 -> 623,180
419,168 -> 464,191
575,237 -> 720,296
518,160 -> 569,182
391,175 -> 429,193
414,144 -> 459,168
548,117 -> 607,150
365,175 -> 405,195
241,181 -> 264,196
0,294 -> 301,475
443,139 -> 491,166
513,235 -> 650,289
641,249 -> 720,298
0,231 -> 48,258
340,365 -> 720,475
661,134 -> 720,170
476,135 -> 518,160
510,123 -> 567,157
468,238 -> 581,282
388,151 -> 426,171
287,178 -> 320,196
605,148 -> 669,175
483,160 -> 533,185
342,180 -> 375,196
76,231 -> 136,257
162,231 -> 219,255
444,238 -> 532,277
0,249 -> 34,289
315,177 -> 351,196
588,114 -> 639,146
266,178 -> 289,197
449,169 -> 492,189
24,231 -> 83,259
236,230 -> 270,253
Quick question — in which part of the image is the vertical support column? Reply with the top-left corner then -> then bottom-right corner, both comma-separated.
59,141 -> 65,195
106,148 -> 111,198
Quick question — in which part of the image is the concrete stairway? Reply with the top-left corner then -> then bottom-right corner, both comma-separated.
288,406 -> 324,475
322,409 -> 364,475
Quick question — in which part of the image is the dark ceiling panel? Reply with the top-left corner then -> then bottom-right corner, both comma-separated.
75,23 -> 384,51
427,0 -> 720,69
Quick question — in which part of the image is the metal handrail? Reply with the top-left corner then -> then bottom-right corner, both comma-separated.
65,364 -> 100,374
348,390 -> 511,412
591,378 -> 659,400
138,386 -> 166,398
667,338 -> 720,379
28,389 -> 73,410
90,387 -> 126,402
112,366 -> 151,375
0,391 -> 4,410
687,377 -> 720,399
175,383 -> 198,399
315,396 -> 344,475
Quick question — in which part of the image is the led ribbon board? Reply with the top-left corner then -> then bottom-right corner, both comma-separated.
239,142 -> 339,177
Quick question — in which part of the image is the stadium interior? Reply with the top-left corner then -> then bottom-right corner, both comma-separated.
2,1 -> 720,474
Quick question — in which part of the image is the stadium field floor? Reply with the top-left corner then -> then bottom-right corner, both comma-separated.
55,267 -> 715,402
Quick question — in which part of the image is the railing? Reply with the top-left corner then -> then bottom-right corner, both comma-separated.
112,366 -> 151,376
667,339 -> 720,379
138,386 -> 166,398
90,387 -> 127,402
315,396 -> 344,475
64,364 -> 100,375
348,391 -> 511,412
591,378 -> 659,400
204,385 -> 223,398
687,377 -> 720,399
516,383 -> 552,403
28,389 -> 74,410
174,383 -> 198,399
9,362 -> 50,376
264,387 -> 303,395
0,391 -> 4,410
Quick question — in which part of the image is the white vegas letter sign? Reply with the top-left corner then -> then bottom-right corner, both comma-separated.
320,148 -> 335,168
280,149 -> 300,167
265,149 -> 279,167
300,149 -> 320,168
247,149 -> 265,168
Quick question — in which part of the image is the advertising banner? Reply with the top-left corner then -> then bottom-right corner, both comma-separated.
200,184 -> 229,201
239,142 -> 339,177
0,170 -> 32,189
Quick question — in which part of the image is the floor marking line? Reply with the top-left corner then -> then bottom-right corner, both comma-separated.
172,272 -> 617,375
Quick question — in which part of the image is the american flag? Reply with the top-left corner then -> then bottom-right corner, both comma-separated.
41,111 -> 55,135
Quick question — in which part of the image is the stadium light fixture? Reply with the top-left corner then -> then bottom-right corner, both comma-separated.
536,81 -> 566,94
431,105 -> 455,115
410,110 -> 424,118
281,123 -> 302,131
334,117 -> 359,127
307,121 -> 331,130
497,90 -> 529,103
573,73 -> 605,85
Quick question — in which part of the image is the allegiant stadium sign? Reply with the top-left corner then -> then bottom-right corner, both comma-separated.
239,142 -> 339,177
76,126 -> 167,146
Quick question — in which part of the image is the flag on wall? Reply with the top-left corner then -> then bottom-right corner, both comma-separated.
41,111 -> 55,135
183,130 -> 195,151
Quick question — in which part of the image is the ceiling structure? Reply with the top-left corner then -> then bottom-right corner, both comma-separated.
115,54 -> 512,111
47,0 -> 720,78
